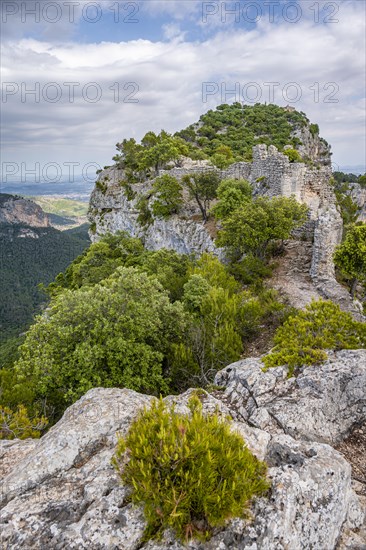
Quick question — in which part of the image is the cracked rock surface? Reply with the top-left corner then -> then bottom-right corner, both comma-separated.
215,349 -> 366,446
1,351 -> 365,549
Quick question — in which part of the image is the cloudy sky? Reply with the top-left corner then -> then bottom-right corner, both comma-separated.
1,0 -> 365,184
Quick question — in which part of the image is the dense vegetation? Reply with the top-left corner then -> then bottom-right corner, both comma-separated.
263,300 -> 366,376
2,109 -> 365,443
113,395 -> 269,542
111,103 -> 323,182
176,103 -> 316,162
0,222 -> 90,344
113,130 -> 190,181
1,176 -> 332,436
8,231 -> 287,426
216,195 -> 308,261
334,223 -> 366,298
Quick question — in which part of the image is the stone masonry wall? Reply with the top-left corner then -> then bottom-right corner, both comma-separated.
88,146 -> 362,317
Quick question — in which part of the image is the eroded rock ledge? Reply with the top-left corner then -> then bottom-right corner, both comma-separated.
1,350 -> 365,549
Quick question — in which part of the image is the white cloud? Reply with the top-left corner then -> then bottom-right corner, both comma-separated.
162,23 -> 186,41
1,0 -> 365,178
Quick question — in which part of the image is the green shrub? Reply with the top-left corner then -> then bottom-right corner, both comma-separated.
211,145 -> 234,169
0,405 -> 48,440
334,223 -> 366,296
113,396 -> 269,542
95,179 -> 108,193
151,174 -> 183,218
138,248 -> 192,302
119,180 -> 136,201
136,195 -> 153,226
211,178 -> 252,220
177,280 -> 268,388
283,148 -> 304,163
217,196 -> 308,260
15,267 -> 187,417
191,253 -> 241,295
309,123 -> 319,137
262,300 -> 366,376
229,254 -> 273,285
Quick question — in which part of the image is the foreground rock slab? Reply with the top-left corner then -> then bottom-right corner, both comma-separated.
1,358 -> 365,549
215,349 -> 366,446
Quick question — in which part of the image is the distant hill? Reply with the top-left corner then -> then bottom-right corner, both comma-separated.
0,194 -> 90,344
28,196 -> 89,218
0,179 -> 93,200
27,196 -> 89,230
0,194 -> 50,227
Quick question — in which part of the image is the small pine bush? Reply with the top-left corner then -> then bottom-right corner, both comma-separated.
262,300 -> 366,376
0,405 -> 48,440
113,396 -> 269,542
283,148 -> 304,163
119,180 -> 136,201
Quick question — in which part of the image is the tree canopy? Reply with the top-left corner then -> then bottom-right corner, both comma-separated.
216,195 -> 308,260
182,171 -> 221,221
334,223 -> 366,296
151,174 -> 183,219
113,131 -> 189,180
15,267 -> 187,416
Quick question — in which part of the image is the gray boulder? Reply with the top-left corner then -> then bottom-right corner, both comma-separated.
1,375 -> 365,549
215,349 -> 366,445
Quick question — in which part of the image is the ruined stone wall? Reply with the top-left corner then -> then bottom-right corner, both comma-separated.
88,147 -> 362,317
237,145 -> 361,317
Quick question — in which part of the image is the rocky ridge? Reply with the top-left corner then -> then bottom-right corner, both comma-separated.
1,349 -> 365,549
0,194 -> 50,228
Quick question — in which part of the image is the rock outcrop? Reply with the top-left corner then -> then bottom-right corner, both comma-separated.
292,123 -> 331,166
214,349 -> 366,446
88,168 -> 218,257
1,350 -> 365,549
0,194 -> 50,228
88,145 -> 362,318
348,182 -> 366,222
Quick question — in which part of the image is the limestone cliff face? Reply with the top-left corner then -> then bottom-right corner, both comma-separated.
88,164 -> 219,256
0,194 -> 50,228
292,123 -> 331,166
88,146 -> 361,316
348,182 -> 366,222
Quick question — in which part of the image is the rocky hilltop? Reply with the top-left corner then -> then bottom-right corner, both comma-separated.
0,194 -> 50,229
1,106 -> 365,550
1,349 -> 365,549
